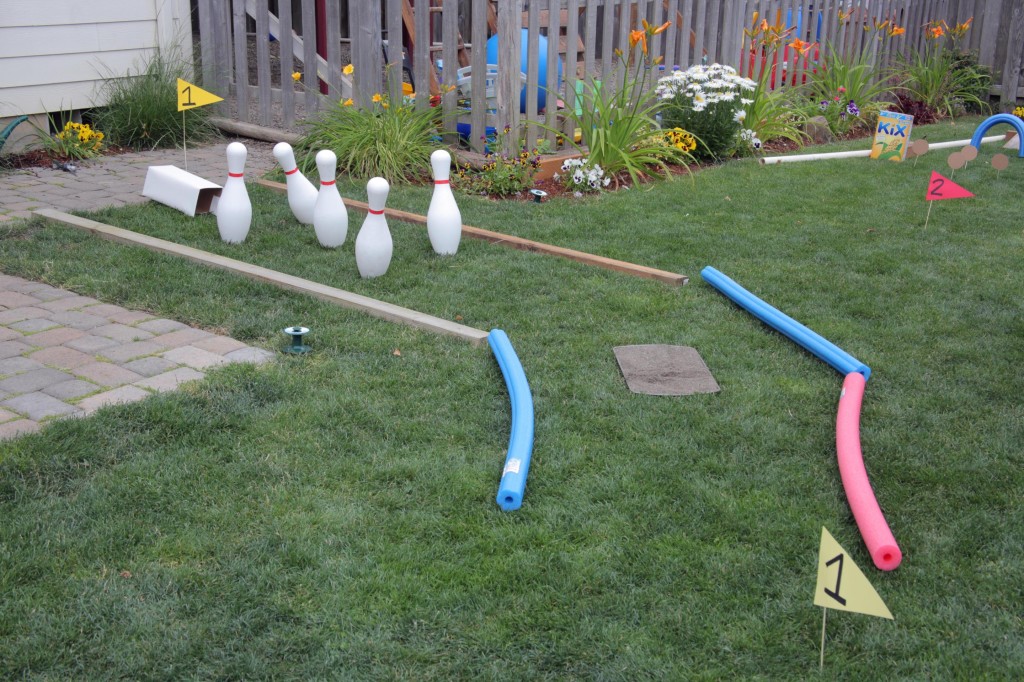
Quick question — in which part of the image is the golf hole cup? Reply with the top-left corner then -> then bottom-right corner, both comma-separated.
283,326 -> 311,354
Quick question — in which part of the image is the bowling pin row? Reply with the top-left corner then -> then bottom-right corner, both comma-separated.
216,142 -> 463,279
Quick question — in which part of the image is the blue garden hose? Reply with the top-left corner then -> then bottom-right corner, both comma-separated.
0,116 -> 29,154
701,266 -> 871,379
488,329 -> 535,511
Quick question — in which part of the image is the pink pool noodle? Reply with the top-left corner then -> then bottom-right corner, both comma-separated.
836,372 -> 902,571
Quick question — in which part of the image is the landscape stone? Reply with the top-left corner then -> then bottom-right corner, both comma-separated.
43,379 -> 101,401
0,368 -> 76,394
76,386 -> 152,414
2,392 -> 80,421
0,419 -> 41,440
0,357 -> 46,376
121,356 -> 178,377
804,116 -> 836,145
73,362 -> 144,387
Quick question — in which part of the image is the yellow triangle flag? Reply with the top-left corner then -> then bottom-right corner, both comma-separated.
177,79 -> 223,112
813,527 -> 893,620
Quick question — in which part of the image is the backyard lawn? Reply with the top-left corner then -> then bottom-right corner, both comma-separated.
1,116 -> 1021,678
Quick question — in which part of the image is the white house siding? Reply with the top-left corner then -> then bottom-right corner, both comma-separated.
0,0 -> 191,150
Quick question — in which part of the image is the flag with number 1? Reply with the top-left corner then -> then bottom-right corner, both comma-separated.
177,79 -> 223,112
813,527 -> 892,619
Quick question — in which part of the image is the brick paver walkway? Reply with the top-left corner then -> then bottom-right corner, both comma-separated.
1,138 -> 277,223
0,140 -> 284,440
0,273 -> 275,440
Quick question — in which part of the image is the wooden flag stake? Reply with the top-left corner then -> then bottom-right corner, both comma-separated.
820,607 -> 828,669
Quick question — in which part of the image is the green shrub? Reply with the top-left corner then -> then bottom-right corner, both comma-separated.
92,50 -> 218,150
295,94 -> 447,183
656,63 -> 757,160
896,49 -> 990,119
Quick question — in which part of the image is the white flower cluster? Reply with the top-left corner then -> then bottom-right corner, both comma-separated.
739,128 -> 762,150
557,157 -> 611,193
655,63 -> 756,112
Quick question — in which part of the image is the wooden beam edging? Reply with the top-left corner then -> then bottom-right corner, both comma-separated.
33,209 -> 490,347
255,180 -> 688,286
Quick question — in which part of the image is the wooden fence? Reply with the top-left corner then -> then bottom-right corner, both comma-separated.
195,0 -> 1024,154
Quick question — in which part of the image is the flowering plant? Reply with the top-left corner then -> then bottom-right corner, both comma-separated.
1015,106 -> 1024,121
31,114 -> 106,161
55,121 -> 104,156
655,63 -> 756,159
553,19 -> 691,185
556,157 -> 611,195
816,90 -> 864,135
454,126 -> 541,197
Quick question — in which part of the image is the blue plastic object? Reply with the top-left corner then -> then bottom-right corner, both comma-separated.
701,266 -> 871,380
485,29 -> 563,112
456,121 -> 497,151
970,113 -> 1024,158
488,329 -> 535,512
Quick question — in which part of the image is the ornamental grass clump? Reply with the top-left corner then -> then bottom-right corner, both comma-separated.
93,50 -> 218,150
296,85 -> 449,184
656,63 -> 756,160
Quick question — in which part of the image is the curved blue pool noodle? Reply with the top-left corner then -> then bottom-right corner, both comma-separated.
488,329 -> 535,511
701,266 -> 871,380
970,113 -> 1024,158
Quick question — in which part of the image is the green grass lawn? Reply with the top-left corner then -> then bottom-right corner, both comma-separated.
1,116 -> 1022,678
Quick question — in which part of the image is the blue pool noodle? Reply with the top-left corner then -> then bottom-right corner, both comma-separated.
488,329 -> 536,511
970,113 -> 1024,158
701,266 -> 871,380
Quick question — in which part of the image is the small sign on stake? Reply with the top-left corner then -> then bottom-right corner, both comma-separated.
177,79 -> 223,111
815,527 -> 893,669
924,171 -> 974,228
176,79 -> 223,170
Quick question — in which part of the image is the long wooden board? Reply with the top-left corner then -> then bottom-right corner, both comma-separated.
256,179 -> 687,286
34,208 -> 490,347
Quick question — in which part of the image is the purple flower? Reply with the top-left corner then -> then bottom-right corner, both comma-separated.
819,100 -> 829,111
847,100 -> 860,116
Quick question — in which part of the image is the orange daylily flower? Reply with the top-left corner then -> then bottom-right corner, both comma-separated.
789,38 -> 814,56
928,24 -> 944,39
888,25 -> 906,37
629,29 -> 647,54
643,19 -> 671,36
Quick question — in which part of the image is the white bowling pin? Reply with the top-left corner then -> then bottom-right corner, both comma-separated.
216,142 -> 252,244
312,150 -> 348,248
273,142 -> 317,225
426,149 -> 462,255
355,177 -> 393,278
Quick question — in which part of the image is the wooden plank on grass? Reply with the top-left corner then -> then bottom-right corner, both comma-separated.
255,179 -> 688,286
34,209 -> 490,347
